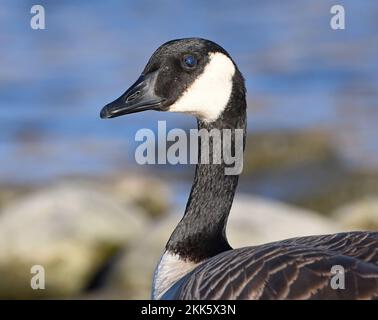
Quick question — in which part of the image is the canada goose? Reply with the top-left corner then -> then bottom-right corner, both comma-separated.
101,38 -> 378,300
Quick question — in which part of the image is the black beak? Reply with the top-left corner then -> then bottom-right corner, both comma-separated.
100,71 -> 165,119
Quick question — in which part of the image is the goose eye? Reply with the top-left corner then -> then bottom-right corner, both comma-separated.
183,55 -> 197,68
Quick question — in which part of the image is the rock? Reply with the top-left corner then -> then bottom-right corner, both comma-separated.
332,196 -> 378,231
295,171 -> 378,214
108,195 -> 342,299
110,175 -> 171,219
0,185 -> 31,210
227,195 -> 342,245
242,130 -> 378,215
105,217 -> 179,299
0,183 -> 148,299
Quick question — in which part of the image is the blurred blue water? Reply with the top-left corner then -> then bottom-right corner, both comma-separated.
0,0 -> 377,183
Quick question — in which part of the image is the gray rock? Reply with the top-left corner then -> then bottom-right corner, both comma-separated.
0,183 -> 148,299
110,175 -> 172,219
108,195 -> 342,299
332,196 -> 378,231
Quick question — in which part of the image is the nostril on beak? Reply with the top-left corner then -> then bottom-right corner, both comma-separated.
126,91 -> 141,103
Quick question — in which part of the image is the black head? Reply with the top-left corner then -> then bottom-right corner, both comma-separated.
100,38 -> 245,122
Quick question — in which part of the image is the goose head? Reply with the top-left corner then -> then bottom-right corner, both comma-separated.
100,38 -> 245,123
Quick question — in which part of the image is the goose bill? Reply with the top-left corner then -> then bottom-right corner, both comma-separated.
100,71 -> 165,119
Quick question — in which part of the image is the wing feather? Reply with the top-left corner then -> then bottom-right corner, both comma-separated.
162,231 -> 378,300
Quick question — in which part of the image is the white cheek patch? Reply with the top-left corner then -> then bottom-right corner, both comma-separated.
168,52 -> 235,122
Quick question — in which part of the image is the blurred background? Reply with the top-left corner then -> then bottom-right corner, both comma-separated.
0,0 -> 377,299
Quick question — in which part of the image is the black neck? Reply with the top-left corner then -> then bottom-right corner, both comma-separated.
166,79 -> 247,263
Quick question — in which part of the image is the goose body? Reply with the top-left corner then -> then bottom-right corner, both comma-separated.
101,38 -> 378,300
162,232 -> 378,299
